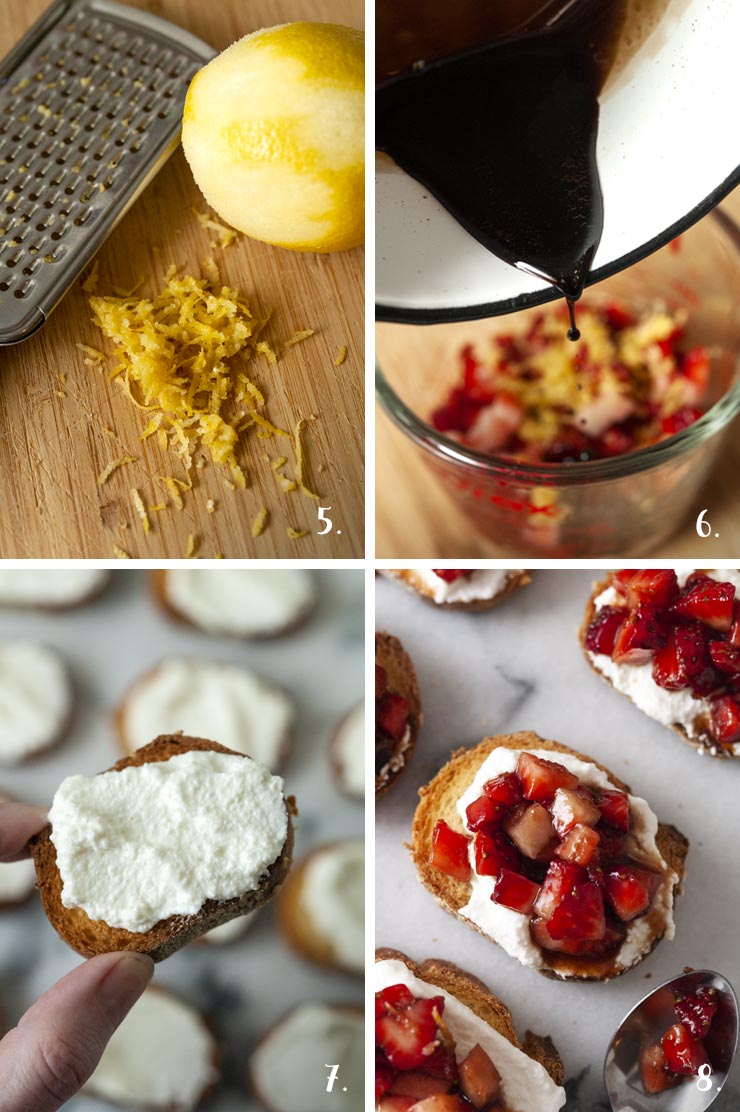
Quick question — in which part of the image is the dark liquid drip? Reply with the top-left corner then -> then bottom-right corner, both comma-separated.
376,3 -> 626,329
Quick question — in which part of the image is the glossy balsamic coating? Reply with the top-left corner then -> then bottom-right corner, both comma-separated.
376,0 -> 628,328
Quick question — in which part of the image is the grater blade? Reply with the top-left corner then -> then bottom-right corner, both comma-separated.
0,0 -> 215,346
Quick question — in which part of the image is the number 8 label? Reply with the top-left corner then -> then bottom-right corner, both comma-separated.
697,1063 -> 712,1091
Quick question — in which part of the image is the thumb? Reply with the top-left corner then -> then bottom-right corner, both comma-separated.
0,951 -> 154,1112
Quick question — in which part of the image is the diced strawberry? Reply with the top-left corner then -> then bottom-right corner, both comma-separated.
531,915 -> 623,957
376,665 -> 388,701
681,346 -> 710,391
377,693 -> 410,741
418,1043 -> 458,1083
672,578 -> 736,631
483,773 -> 522,808
534,859 -> 587,920
593,789 -> 631,833
611,570 -> 638,596
652,627 -> 687,690
599,424 -> 635,457
431,388 -> 483,434
624,569 -> 679,609
549,787 -> 601,836
708,641 -> 740,675
376,1055 -> 396,1100
492,868 -> 541,914
661,1023 -> 710,1075
728,601 -> 740,648
462,346 -> 496,403
378,1096 -> 416,1112
605,864 -> 662,921
639,1042 -> 679,1094
458,1044 -> 501,1110
604,303 -> 634,330
430,821 -> 471,882
612,604 -> 667,663
473,831 -> 520,877
465,794 -> 505,834
390,1072 -> 452,1099
432,570 -> 468,582
584,607 -> 625,655
661,406 -> 703,436
710,695 -> 740,746
556,824 -> 600,867
377,984 -> 416,1015
406,1096 -> 468,1112
673,986 -> 719,1041
503,802 -> 557,860
546,881 -> 606,942
516,752 -> 578,802
376,997 -> 442,1070
673,621 -> 720,696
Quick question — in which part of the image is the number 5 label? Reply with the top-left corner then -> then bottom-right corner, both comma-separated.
317,506 -> 333,535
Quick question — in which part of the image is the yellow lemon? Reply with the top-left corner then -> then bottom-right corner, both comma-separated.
182,22 -> 364,253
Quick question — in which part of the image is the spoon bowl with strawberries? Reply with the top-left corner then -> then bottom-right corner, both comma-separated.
604,969 -> 738,1112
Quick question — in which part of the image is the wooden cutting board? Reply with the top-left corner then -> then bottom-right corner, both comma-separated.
0,0 -> 364,559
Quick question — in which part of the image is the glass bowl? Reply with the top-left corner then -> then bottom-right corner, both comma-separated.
376,209 -> 740,557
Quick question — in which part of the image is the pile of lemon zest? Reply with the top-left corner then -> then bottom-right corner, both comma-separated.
130,488 -> 150,534
256,341 -> 278,365
206,498 -> 216,514
157,429 -> 168,451
293,418 -> 319,500
141,414 -> 163,440
249,410 -> 290,438
185,533 -> 198,558
284,329 -> 314,350
194,209 -> 237,249
252,507 -> 268,537
333,345 -> 347,366
97,456 -> 137,486
113,544 -> 131,559
81,261 -> 100,295
287,527 -> 308,540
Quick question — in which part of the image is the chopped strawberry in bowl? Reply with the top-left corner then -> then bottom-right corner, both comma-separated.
584,570 -> 740,754
638,982 -> 723,1095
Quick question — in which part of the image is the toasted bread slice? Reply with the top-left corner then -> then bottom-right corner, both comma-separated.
376,947 -> 565,1089
151,570 -> 315,640
580,575 -> 737,758
381,569 -> 532,611
376,631 -> 422,797
411,730 -> 688,982
30,733 -> 295,962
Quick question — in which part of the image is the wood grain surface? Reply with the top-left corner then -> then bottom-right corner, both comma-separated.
376,188 -> 740,560
0,0 -> 364,559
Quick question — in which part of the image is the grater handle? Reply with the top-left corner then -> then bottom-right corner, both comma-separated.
0,1 -> 76,80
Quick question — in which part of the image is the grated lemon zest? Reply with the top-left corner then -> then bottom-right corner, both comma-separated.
113,544 -> 131,559
97,456 -> 137,486
130,487 -> 150,534
256,341 -> 278,365
293,418 -> 319,500
185,533 -> 198,558
287,527 -> 308,540
333,345 -> 347,366
272,456 -> 288,471
81,261 -> 99,294
252,507 -> 269,537
194,209 -> 238,249
206,498 -> 216,514
284,329 -> 314,350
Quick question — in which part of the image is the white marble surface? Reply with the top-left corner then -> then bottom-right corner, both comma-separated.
376,570 -> 740,1109
0,569 -> 364,1112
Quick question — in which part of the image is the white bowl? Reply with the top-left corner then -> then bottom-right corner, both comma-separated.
376,0 -> 740,323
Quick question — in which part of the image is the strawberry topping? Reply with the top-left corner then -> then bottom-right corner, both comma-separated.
430,821 -> 471,882
432,570 -> 469,583
376,657 -> 411,777
640,983 -> 720,1095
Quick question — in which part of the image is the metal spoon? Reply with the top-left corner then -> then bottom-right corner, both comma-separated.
604,970 -> 738,1112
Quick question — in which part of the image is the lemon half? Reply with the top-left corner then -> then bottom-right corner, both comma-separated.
182,22 -> 364,253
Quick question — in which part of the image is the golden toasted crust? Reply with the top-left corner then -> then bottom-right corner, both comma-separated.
376,631 -> 423,798
0,573 -> 111,612
329,702 -> 364,801
375,948 -> 565,1087
248,1002 -> 363,1112
277,842 -> 361,976
151,570 -> 315,640
382,570 -> 532,611
30,733 -> 295,963
411,731 -> 688,982
580,575 -> 737,759
113,660 -> 292,767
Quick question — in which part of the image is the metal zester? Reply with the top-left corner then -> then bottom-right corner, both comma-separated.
0,0 -> 215,346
